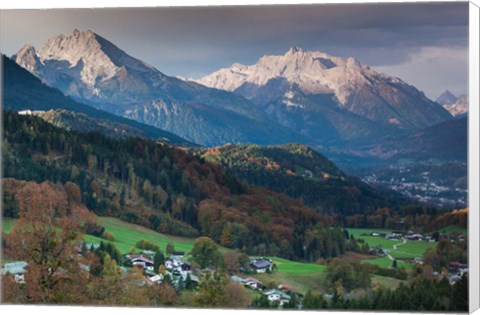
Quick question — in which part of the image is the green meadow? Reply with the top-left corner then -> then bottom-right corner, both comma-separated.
83,217 -> 196,254
436,225 -> 467,235
347,228 -> 437,269
2,216 -> 326,279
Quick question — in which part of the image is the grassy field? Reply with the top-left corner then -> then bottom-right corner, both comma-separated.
388,241 -> 435,259
254,269 -> 327,294
372,275 -> 407,289
2,216 -> 326,279
265,256 -> 325,275
347,228 -> 400,248
364,257 -> 409,269
436,225 -> 467,235
347,228 -> 437,269
83,217 -> 196,254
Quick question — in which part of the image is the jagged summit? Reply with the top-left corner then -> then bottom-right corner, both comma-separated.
196,47 -> 363,98
13,29 -> 167,103
286,46 -> 305,54
13,29 -> 307,147
196,46 -> 452,134
436,90 -> 458,105
196,46 -> 371,98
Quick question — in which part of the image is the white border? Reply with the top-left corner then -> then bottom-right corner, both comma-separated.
469,1 -> 480,314
1,1 -> 479,315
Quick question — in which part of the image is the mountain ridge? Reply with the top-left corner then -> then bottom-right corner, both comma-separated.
196,47 -> 452,141
13,30 -> 313,147
2,54 -> 192,146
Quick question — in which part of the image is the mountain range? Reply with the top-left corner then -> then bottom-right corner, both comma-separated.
13,30 -> 454,149
3,28 -> 468,210
13,30 -> 308,147
436,90 -> 468,117
196,46 -> 453,143
2,54 -> 191,146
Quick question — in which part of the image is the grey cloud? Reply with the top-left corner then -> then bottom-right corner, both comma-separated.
0,2 -> 468,94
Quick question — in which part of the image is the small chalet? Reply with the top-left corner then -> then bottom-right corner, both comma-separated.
250,257 -> 273,273
244,277 -> 263,290
264,289 -> 291,305
386,233 -> 402,240
1,261 -> 28,283
147,274 -> 164,284
449,261 -> 468,273
405,234 -> 423,241
368,247 -> 385,257
131,256 -> 154,271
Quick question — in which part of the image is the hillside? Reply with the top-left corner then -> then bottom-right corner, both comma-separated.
356,116 -> 468,163
2,54 -> 192,146
198,143 -> 411,215
31,109 -> 175,141
2,111 -> 334,261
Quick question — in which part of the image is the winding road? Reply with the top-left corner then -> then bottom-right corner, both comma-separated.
384,238 -> 407,261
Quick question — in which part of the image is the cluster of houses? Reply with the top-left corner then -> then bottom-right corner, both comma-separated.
370,230 -> 466,244
230,274 -> 296,306
378,230 -> 433,241
126,253 -> 297,307
125,250 -> 199,288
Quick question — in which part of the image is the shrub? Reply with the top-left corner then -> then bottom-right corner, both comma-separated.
83,222 -> 105,237
136,239 -> 160,252
101,231 -> 115,241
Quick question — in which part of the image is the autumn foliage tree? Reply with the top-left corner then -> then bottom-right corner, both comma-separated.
191,236 -> 222,269
4,180 -> 93,303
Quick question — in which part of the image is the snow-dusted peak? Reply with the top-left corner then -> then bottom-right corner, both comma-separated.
16,44 -> 36,56
13,44 -> 43,74
196,47 -> 378,102
14,29 -> 167,104
442,94 -> 468,116
286,46 -> 305,54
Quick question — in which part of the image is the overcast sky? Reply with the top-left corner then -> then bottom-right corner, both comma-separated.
0,2 -> 469,99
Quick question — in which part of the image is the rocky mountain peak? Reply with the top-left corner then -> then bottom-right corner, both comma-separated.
436,90 -> 458,105
13,44 -> 42,74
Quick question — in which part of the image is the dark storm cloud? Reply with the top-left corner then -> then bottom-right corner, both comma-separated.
0,2 -> 469,96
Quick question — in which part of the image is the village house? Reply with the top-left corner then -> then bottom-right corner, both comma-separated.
250,257 -> 273,273
448,261 -> 468,273
385,232 -> 402,240
131,256 -> 155,271
1,261 -> 28,283
264,289 -> 291,306
244,277 -> 263,290
405,233 -> 423,241
368,246 -> 386,257
147,274 -> 164,285
165,256 -> 192,277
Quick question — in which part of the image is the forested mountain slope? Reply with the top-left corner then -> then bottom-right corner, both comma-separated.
3,111 -> 341,260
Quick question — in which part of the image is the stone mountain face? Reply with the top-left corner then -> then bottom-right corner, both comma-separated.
443,95 -> 468,117
13,30 -> 310,147
196,47 -> 453,142
435,90 -> 458,105
14,31 -> 453,151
